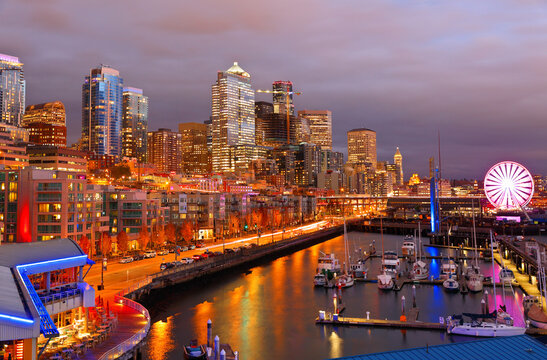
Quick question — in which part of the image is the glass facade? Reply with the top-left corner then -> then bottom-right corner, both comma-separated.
212,62 -> 255,173
81,65 -> 123,157
297,110 -> 332,151
122,87 -> 148,162
347,128 -> 377,170
0,54 -> 25,126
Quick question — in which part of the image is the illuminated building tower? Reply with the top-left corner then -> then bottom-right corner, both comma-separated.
298,110 -> 332,150
122,87 -> 148,162
81,65 -> 124,158
394,147 -> 403,185
23,101 -> 67,147
179,122 -> 210,174
0,54 -> 25,126
272,81 -> 294,115
255,101 -> 273,146
347,128 -> 376,170
147,128 -> 182,173
211,62 -> 255,173
429,157 -> 435,179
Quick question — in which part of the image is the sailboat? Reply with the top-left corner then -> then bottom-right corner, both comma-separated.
523,246 -> 547,329
447,231 -> 526,337
466,201 -> 484,292
411,222 -> 429,280
334,218 -> 354,288
377,217 -> 394,290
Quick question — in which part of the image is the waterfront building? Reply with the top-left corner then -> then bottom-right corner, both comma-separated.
0,131 -> 29,169
347,128 -> 377,171
0,54 -> 25,126
179,122 -> 211,174
122,87 -> 148,162
147,128 -> 182,173
81,65 -> 124,158
298,110 -> 332,150
394,147 -> 403,185
272,80 -> 294,115
211,62 -> 256,173
27,145 -> 88,173
0,239 -> 95,360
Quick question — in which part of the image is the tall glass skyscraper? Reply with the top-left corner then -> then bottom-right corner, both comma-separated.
122,87 -> 148,162
272,80 -> 294,115
81,65 -> 124,157
298,110 -> 332,151
211,62 -> 255,173
0,54 -> 25,126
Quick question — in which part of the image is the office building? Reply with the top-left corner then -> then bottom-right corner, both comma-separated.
272,81 -> 294,115
27,145 -> 88,173
211,62 -> 255,173
294,143 -> 320,187
179,122 -> 210,174
298,110 -> 332,150
394,147 -> 403,185
347,128 -> 377,170
122,87 -> 148,162
0,54 -> 25,126
147,128 -> 182,173
81,65 -> 124,158
23,102 -> 67,147
0,131 -> 29,169
255,101 -> 273,146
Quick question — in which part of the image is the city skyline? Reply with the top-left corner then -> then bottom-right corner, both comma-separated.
1,0 -> 546,178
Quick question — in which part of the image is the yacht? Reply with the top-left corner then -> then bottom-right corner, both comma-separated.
377,272 -> 394,290
382,251 -> 400,278
317,252 -> 342,273
350,259 -> 367,279
499,268 -> 515,285
402,237 -> 415,258
313,273 -> 327,287
524,296 -> 547,329
443,275 -> 459,292
440,259 -> 457,280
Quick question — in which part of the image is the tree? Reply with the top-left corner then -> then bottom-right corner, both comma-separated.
117,230 -> 129,254
101,232 -> 112,256
229,213 -> 240,236
157,225 -> 166,248
165,223 -> 176,243
181,220 -> 194,243
138,226 -> 150,250
78,235 -> 91,255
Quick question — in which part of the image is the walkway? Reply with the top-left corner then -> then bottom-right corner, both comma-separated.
493,251 -> 545,304
79,302 -> 146,360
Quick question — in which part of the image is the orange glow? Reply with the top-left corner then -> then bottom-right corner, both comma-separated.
147,316 -> 176,360
192,300 -> 214,345
17,200 -> 31,242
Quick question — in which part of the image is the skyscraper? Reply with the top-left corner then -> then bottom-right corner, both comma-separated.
122,87 -> 148,162
211,62 -> 255,173
394,147 -> 403,185
81,65 -> 124,157
298,110 -> 332,150
147,128 -> 182,173
272,81 -> 294,115
23,101 -> 67,147
179,122 -> 210,174
347,128 -> 377,170
0,54 -> 25,126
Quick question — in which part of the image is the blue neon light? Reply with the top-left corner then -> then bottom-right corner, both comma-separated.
0,313 -> 34,325
16,255 -> 88,270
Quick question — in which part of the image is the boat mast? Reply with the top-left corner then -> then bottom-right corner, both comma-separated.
381,216 -> 385,270
490,230 -> 498,324
343,216 -> 348,274
472,199 -> 478,268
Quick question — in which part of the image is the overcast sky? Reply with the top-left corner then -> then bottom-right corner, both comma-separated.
2,0 -> 546,179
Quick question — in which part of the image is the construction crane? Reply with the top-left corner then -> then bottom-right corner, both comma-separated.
256,87 -> 302,144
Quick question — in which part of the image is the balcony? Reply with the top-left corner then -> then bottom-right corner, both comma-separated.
40,282 -> 95,316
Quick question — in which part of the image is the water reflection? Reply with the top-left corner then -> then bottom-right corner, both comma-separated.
147,316 -> 175,360
328,330 -> 343,359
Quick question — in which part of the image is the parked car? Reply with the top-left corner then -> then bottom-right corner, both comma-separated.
224,248 -> 235,254
160,262 -> 175,271
173,260 -> 184,267
213,251 -> 223,257
180,257 -> 194,264
157,249 -> 169,256
169,248 -> 175,253
189,245 -> 196,250
144,250 -> 157,258
196,242 -> 205,248
119,256 -> 133,264
192,254 -> 203,261
200,252 -> 211,259
132,253 -> 146,261
180,246 -> 189,252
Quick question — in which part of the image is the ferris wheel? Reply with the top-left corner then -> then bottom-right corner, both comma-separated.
484,161 -> 534,210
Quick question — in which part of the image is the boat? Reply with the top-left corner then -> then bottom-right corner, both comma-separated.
184,341 -> 207,360
466,202 -> 484,292
467,271 -> 484,292
499,267 -> 515,285
317,252 -> 342,274
382,251 -> 400,279
443,275 -> 459,292
402,236 -> 415,258
334,218 -> 354,288
446,231 -> 526,337
369,240 -> 376,255
377,217 -> 394,290
411,223 -> 429,280
524,296 -> 547,329
335,274 -> 354,288
350,259 -> 367,279
313,272 -> 327,287
440,258 -> 457,280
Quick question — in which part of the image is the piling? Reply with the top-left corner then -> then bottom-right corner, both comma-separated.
412,285 -> 417,308
214,335 -> 220,360
481,299 -> 486,315
234,351 -> 239,360
207,319 -> 212,348
220,349 -> 226,360
333,293 -> 338,314
484,289 -> 489,312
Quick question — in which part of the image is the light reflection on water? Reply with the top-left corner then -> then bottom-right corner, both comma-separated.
142,232 -> 527,360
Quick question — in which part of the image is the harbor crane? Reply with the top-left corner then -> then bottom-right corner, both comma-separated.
256,87 -> 302,144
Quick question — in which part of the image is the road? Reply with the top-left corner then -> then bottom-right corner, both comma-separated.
85,220 -> 330,298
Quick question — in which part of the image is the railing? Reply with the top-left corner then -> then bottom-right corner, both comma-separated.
40,288 -> 81,304
97,295 -> 151,360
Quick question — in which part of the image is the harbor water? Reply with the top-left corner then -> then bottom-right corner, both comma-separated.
142,231 -> 526,360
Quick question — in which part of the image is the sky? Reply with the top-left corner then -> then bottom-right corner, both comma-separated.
1,0 -> 547,179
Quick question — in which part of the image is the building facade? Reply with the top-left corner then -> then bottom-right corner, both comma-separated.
122,87 -> 148,162
394,147 -> 403,185
81,65 -> 124,158
347,128 -> 377,171
211,62 -> 255,173
23,102 -> 67,147
0,54 -> 25,126
147,128 -> 182,173
179,122 -> 211,174
27,146 -> 88,173
298,110 -> 332,150
272,80 -> 294,115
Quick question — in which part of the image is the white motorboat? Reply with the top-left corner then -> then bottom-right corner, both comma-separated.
350,260 -> 367,279
499,267 -> 515,285
377,272 -> 394,290
317,252 -> 342,274
313,272 -> 327,287
440,259 -> 457,280
382,251 -> 400,279
443,275 -> 459,292
446,231 -> 526,337
401,237 -> 415,258
467,272 -> 484,292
